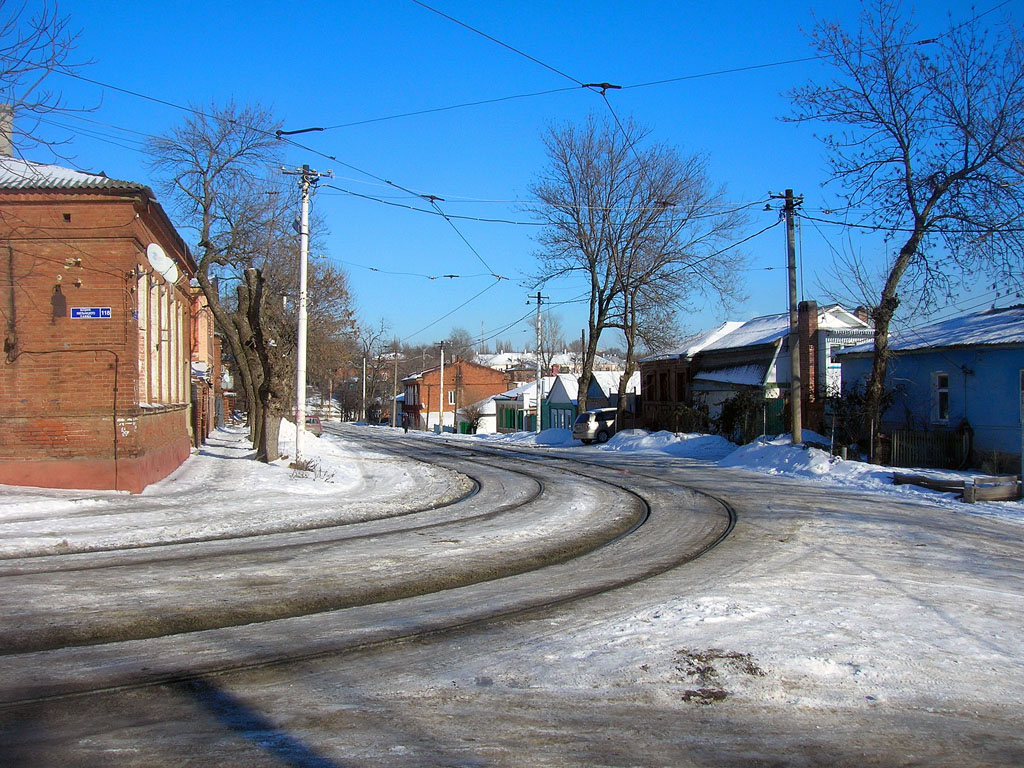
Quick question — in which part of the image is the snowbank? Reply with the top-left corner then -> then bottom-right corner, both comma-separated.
424,423 -> 1023,523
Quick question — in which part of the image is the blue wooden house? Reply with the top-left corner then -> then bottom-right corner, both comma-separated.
837,306 -> 1024,465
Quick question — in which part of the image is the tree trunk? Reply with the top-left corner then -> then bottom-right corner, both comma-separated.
616,301 -> 639,430
864,230 -> 923,460
196,270 -> 259,434
244,268 -> 280,463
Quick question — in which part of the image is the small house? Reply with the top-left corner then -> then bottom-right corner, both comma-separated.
641,301 -> 872,434
837,305 -> 1024,468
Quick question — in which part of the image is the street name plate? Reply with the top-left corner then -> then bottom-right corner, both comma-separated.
71,307 -> 112,319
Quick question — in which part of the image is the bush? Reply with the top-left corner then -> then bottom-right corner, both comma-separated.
716,389 -> 771,445
824,382 -> 899,455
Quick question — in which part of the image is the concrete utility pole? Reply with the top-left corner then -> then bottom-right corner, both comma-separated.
282,163 -> 332,463
531,291 -> 548,433
780,189 -> 804,445
438,342 -> 445,433
392,343 -> 399,429
361,357 -> 366,423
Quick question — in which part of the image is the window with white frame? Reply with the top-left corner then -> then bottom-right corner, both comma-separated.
448,389 -> 456,406
932,372 -> 950,424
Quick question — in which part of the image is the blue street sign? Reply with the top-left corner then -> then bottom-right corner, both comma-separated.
71,307 -> 112,319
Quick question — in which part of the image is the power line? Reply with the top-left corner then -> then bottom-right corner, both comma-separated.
320,184 -> 545,225
409,0 -> 584,86
401,276 -> 505,342
332,257 -> 494,282
426,196 -> 505,279
320,86 -> 578,130
799,213 -> 1024,236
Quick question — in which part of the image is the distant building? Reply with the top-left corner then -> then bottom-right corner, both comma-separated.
477,349 -> 618,379
641,302 -> 872,434
402,358 -> 511,431
0,155 -> 196,492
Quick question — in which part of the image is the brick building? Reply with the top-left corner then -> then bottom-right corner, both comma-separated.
402,358 -> 511,431
0,156 -> 197,492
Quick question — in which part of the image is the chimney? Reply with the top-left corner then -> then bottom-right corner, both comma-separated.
797,300 -> 819,402
0,104 -> 12,156
854,305 -> 871,324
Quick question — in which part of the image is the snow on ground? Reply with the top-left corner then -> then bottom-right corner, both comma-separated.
2,419 -> 1019,554
437,425 -> 1024,525
0,421 -> 470,557
2,422 -> 1023,758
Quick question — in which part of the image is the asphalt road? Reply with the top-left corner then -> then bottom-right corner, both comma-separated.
2,428 -> 1022,767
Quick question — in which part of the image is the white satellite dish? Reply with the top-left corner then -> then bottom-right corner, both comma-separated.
146,243 -> 179,284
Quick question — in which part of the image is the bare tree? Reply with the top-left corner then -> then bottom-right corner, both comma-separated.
445,327 -> 477,362
147,102 -> 286,459
530,114 -> 746,413
0,1 -> 88,155
538,311 -> 566,373
788,0 -> 1024,452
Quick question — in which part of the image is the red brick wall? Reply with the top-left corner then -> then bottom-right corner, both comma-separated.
402,359 -> 511,428
0,189 -> 194,491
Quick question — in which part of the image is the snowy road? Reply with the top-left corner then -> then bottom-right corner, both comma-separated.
2,425 -> 1023,766
0,427 -> 730,701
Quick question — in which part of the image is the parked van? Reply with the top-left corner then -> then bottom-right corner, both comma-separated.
572,408 -> 618,444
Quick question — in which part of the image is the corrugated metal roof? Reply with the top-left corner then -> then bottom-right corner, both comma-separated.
839,305 -> 1024,356
0,156 -> 150,193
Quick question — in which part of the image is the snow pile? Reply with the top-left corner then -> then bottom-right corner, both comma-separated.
602,429 -> 737,460
428,423 -> 1023,518
719,432 -> 838,476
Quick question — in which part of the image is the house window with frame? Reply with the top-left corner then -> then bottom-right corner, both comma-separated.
448,389 -> 456,406
932,372 -> 950,424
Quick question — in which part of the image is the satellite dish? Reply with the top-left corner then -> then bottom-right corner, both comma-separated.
146,243 -> 179,284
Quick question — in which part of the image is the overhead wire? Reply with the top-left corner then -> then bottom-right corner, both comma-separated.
409,0 -> 584,86
21,0 -> 1015,350
321,183 -> 543,225
401,276 -> 505,342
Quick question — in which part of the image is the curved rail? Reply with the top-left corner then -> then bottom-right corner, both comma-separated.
0,430 -> 734,706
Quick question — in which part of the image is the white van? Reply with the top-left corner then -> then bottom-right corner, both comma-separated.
572,408 -> 618,444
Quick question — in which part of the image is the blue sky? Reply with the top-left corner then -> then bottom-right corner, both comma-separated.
27,0 -> 1022,350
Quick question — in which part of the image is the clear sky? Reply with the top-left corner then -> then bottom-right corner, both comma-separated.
24,0 -> 1023,350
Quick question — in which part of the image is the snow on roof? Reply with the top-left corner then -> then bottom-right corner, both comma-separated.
478,350 -> 611,370
642,321 -> 745,361
0,156 -> 150,194
839,305 -> 1024,356
692,364 -> 768,387
591,370 -> 641,395
550,372 -> 580,401
703,313 -> 789,351
645,304 -> 870,362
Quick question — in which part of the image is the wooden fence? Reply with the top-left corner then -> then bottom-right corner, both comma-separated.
889,429 -> 971,470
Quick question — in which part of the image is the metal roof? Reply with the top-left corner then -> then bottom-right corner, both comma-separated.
0,156 -> 151,194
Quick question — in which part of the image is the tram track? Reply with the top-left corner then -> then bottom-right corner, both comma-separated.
0,429 -> 734,707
